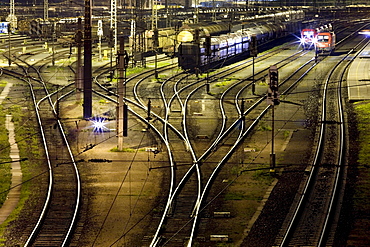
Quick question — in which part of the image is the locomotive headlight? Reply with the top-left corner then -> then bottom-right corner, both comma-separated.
177,31 -> 194,42
359,30 -> 370,36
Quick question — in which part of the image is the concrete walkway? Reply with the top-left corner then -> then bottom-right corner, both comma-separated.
0,82 -> 22,224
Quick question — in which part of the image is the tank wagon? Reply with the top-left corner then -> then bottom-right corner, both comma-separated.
178,18 -> 302,71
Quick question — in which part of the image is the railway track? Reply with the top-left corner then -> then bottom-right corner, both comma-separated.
117,21 -> 368,246
2,47 -> 82,246
275,35 -> 369,247
1,19 -> 368,246
117,40 -> 320,246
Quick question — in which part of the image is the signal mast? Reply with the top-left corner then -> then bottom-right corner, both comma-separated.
151,0 -> 158,30
110,0 -> 117,54
6,0 -> 17,32
44,0 -> 48,21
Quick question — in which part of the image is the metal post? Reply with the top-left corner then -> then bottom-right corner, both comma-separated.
76,18 -> 83,101
52,23 -> 55,66
241,98 -> 245,132
252,56 -> 255,94
155,52 -> 158,79
97,20 -> 103,61
8,24 -> 11,66
75,121 -> 79,151
83,0 -> 92,119
270,105 -> 275,172
117,37 -> 126,150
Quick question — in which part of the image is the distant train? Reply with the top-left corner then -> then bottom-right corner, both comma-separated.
177,18 -> 303,71
142,22 -> 230,56
178,29 -> 250,70
300,28 -> 317,49
299,23 -> 335,54
316,31 -> 336,53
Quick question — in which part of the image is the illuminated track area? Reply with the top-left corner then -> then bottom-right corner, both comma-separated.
120,41 -> 318,246
1,47 -> 81,246
275,36 -> 369,247
1,16 -> 369,246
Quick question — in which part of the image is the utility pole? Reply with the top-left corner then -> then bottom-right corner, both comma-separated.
151,0 -> 158,31
8,23 -> 11,66
52,22 -> 55,66
151,0 -> 159,78
43,0 -> 48,21
267,65 -> 280,173
6,0 -> 17,33
194,0 -> 199,23
97,20 -> 103,61
250,34 -> 258,95
153,28 -> 159,79
117,37 -> 128,150
205,35 -> 211,93
83,0 -> 92,119
76,18 -> 83,101
110,0 -> 117,54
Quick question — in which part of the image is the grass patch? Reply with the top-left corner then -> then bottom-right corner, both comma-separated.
259,81 -> 268,87
353,101 -> 370,211
0,80 -> 7,87
257,121 -> 272,131
0,105 -> 11,208
107,67 -> 148,82
283,130 -> 291,139
110,147 -> 136,152
126,67 -> 147,77
225,191 -> 263,201
215,79 -> 235,88
0,101 -> 45,243
252,165 -> 275,184
354,102 -> 370,164
225,191 -> 249,200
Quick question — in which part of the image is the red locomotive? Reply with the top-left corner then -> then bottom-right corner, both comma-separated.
300,28 -> 317,49
315,31 -> 335,54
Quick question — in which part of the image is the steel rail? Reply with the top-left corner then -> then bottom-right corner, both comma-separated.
20,57 -> 81,247
279,37 -> 369,247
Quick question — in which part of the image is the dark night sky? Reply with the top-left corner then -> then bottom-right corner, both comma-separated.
0,0 -> 113,5
0,0 -> 79,4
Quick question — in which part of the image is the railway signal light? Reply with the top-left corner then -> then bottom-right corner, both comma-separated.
108,28 -> 114,48
75,30 -> 82,44
153,29 -> 159,48
267,65 -> 280,106
194,28 -> 200,44
124,50 -> 129,69
269,66 -> 278,91
204,36 -> 211,56
250,34 -> 258,57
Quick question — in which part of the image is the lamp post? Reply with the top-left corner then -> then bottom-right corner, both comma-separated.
8,23 -> 11,66
250,34 -> 258,95
117,37 -> 129,150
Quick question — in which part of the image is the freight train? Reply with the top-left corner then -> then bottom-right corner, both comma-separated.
177,17 -> 303,71
142,22 -> 230,56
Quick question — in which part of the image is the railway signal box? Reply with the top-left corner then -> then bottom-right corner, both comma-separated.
205,36 -> 211,56
250,34 -> 258,57
267,65 -> 280,105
